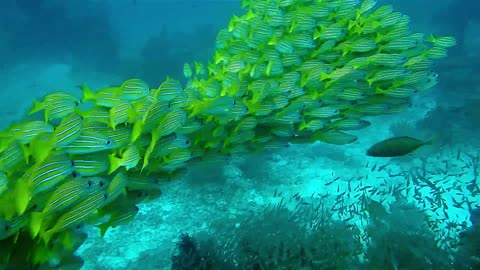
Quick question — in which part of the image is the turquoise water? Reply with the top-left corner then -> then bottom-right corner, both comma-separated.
0,0 -> 479,269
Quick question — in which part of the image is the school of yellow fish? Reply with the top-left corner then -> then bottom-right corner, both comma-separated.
0,0 -> 455,267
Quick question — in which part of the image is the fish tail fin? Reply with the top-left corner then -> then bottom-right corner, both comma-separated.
425,133 -> 440,149
75,107 -> 85,117
420,134 -> 440,154
141,135 -> 157,172
28,100 -> 45,115
267,34 -> 278,45
14,178 -> 32,215
109,117 -> 117,131
44,109 -> 49,123
42,229 -> 55,245
424,131 -> 441,146
98,222 -> 110,237
375,86 -> 387,94
426,34 -> 436,43
141,146 -> 153,172
81,84 -> 96,102
108,154 -> 123,175
366,78 -> 375,87
19,143 -> 30,164
298,120 -> 308,131
131,120 -> 144,143
319,72 -> 330,81
30,212 -> 44,239
30,136 -> 53,163
127,108 -> 137,123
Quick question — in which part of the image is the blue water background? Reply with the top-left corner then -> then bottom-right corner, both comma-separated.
0,0 -> 479,268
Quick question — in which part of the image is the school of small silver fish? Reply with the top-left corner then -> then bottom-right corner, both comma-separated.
0,0 -> 455,267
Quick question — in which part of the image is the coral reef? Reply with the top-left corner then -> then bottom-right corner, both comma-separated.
364,200 -> 452,269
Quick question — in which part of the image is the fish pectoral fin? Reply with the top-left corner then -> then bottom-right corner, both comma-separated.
42,229 -> 55,245
28,100 -> 45,115
29,212 -> 44,239
14,179 -> 33,215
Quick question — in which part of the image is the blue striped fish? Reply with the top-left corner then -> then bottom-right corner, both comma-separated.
28,91 -> 80,123
109,101 -> 136,130
14,153 -> 74,215
0,214 -> 28,240
104,171 -> 128,204
97,203 -> 139,237
6,121 -> 54,144
72,154 -> 110,177
42,188 -> 108,244
79,106 -> 110,125
52,114 -> 84,147
30,177 -> 106,237
29,154 -> 75,195
61,131 -> 114,155
118,78 -> 150,101
108,144 -> 140,174
155,77 -> 183,101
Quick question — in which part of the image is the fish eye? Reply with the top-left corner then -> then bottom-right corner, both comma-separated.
72,171 -> 79,178
99,181 -> 104,187
87,180 -> 93,187
71,160 -> 75,166
106,140 -> 112,145
186,140 -> 190,145
75,101 -> 80,106
103,194 -> 108,200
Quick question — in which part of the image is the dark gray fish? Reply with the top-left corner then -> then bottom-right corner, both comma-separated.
366,136 -> 431,157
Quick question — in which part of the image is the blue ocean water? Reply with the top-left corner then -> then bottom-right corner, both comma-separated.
0,0 -> 479,269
